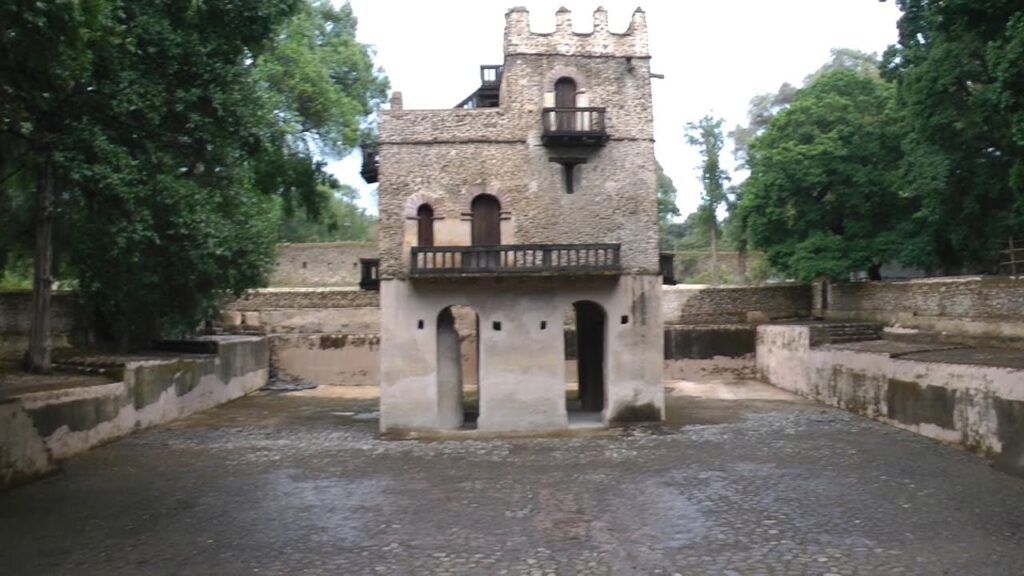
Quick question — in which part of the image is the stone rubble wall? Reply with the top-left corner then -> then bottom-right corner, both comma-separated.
662,284 -> 812,325
503,7 -> 649,58
270,242 -> 377,288
822,276 -> 1024,346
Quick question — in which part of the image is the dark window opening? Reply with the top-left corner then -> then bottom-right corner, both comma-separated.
540,320 -> 547,330
492,321 -> 502,331
417,204 -> 435,247
301,261 -> 307,269
417,319 -> 424,330
621,315 -> 629,325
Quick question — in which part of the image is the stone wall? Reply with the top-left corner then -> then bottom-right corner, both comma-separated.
270,242 -> 377,287
822,276 -> 1024,346
0,291 -> 77,357
1,336 -> 268,489
662,284 -> 812,325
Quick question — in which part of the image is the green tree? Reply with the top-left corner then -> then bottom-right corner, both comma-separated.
278,184 -> 377,243
656,160 -> 681,250
883,0 -> 1024,273
1,1 -> 388,358
256,0 -> 388,221
685,115 -> 730,285
742,69 -> 906,281
1,0 -> 120,371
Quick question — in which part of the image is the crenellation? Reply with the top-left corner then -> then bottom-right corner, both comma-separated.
503,6 -> 650,58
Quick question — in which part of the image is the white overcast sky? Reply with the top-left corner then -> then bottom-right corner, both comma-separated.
328,0 -> 903,218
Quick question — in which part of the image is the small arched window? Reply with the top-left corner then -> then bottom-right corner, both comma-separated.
417,204 -> 434,247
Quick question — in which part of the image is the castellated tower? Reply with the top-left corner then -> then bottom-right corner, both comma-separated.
376,7 -> 663,434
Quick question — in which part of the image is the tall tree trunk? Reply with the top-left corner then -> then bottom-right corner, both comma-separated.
26,153 -> 54,374
709,216 -> 719,286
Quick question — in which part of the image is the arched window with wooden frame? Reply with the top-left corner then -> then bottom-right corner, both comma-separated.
554,77 -> 578,131
417,204 -> 434,247
470,194 -> 501,246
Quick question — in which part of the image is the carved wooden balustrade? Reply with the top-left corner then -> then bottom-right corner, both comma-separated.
410,244 -> 621,277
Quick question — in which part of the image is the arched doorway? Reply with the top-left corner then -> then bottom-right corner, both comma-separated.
554,77 -> 577,131
417,204 -> 434,247
437,305 -> 480,429
470,194 -> 501,246
566,300 -> 606,419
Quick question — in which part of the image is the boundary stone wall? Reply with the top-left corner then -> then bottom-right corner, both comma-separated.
270,242 -> 377,288
822,276 -> 1024,346
663,284 -> 811,325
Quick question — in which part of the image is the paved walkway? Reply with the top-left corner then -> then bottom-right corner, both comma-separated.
2,381 -> 1024,575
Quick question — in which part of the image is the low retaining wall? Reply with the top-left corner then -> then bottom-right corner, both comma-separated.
1,336 -> 268,489
757,324 -> 1024,477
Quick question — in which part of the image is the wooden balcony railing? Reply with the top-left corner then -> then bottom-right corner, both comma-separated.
541,107 -> 608,146
411,244 -> 621,277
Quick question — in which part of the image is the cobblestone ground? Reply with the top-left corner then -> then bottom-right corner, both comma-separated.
3,381 -> 1024,575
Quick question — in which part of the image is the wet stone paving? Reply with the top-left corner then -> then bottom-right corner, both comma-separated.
2,383 -> 1024,575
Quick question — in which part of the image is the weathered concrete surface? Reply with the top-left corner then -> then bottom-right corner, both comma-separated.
757,324 -> 1024,477
0,399 -> 55,488
270,333 -> 379,387
0,337 -> 269,488
2,383 -> 1024,575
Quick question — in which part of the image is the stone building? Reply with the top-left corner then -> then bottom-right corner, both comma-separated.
374,7 -> 663,433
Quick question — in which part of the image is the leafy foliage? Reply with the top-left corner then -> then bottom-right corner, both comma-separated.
1,1 -> 387,347
882,0 -> 1024,273
278,184 -> 377,243
742,69 -> 907,281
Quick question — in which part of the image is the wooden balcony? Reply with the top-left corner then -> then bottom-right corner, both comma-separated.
541,107 -> 608,147
410,244 -> 621,277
